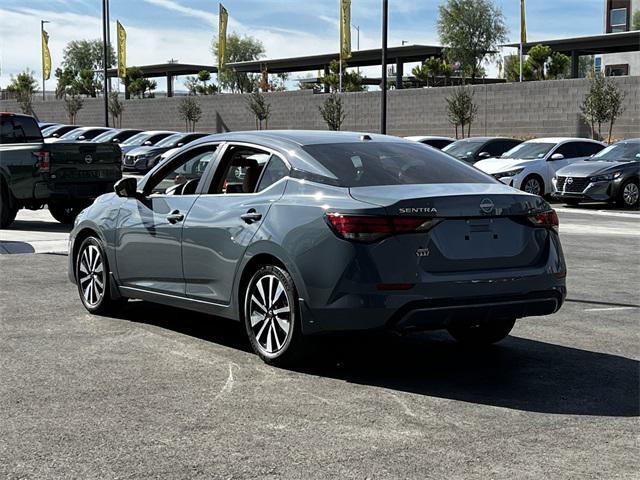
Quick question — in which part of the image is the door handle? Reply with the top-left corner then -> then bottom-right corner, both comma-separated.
166,209 -> 184,224
240,209 -> 262,224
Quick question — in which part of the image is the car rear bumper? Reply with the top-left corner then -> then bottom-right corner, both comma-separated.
33,181 -> 117,201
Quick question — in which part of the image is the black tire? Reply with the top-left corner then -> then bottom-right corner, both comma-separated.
0,178 -> 18,229
521,175 -> 545,196
75,236 -> 126,315
617,178 -> 639,209
243,265 -> 304,366
447,318 -> 516,346
49,203 -> 85,225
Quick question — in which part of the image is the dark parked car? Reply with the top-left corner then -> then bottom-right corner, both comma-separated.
119,130 -> 177,155
38,122 -> 60,130
41,124 -> 80,139
91,128 -> 143,144
122,132 -> 209,172
443,137 -> 523,164
69,131 -> 566,365
46,126 -> 113,143
552,138 -> 640,208
405,136 -> 456,149
0,113 -> 122,227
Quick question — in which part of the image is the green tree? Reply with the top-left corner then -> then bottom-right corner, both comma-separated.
321,60 -> 366,93
501,54 -> 534,82
124,67 -> 157,99
185,70 -> 218,95
212,33 -> 265,93
319,94 -> 346,131
108,92 -> 124,128
579,56 -> 595,78
580,73 -> 608,140
603,79 -> 625,144
178,96 -> 202,132
6,70 -> 38,115
245,91 -> 271,130
64,94 -> 83,124
526,44 -> 552,80
412,57 -> 447,86
547,52 -> 570,79
437,0 -> 508,81
446,86 -> 478,138
633,10 -> 640,30
57,39 -> 115,98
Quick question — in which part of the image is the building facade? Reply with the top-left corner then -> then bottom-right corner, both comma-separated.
599,0 -> 640,75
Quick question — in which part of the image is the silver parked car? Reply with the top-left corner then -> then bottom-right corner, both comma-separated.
69,131 -> 567,365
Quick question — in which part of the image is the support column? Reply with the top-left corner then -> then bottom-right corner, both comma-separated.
396,60 -> 404,89
324,65 -> 330,93
167,73 -> 174,97
571,50 -> 579,79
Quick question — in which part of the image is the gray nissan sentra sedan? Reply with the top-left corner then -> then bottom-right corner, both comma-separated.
68,131 -> 567,365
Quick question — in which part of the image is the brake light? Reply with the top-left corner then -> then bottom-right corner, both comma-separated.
326,213 -> 437,242
33,151 -> 51,172
528,210 -> 559,231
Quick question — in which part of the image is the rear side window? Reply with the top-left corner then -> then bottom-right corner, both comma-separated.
256,156 -> 289,192
0,116 -> 42,144
578,142 -> 605,157
424,139 -> 452,149
555,142 -> 580,159
302,142 -> 494,187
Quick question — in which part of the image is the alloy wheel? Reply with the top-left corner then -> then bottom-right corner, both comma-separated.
78,244 -> 106,308
247,274 -> 292,356
524,178 -> 542,195
623,182 -> 639,207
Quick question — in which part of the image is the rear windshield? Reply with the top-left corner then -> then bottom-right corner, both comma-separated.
301,142 -> 494,187
0,116 -> 43,143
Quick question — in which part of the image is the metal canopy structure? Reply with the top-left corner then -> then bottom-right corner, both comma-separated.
227,44 -> 444,90
503,31 -> 640,78
106,63 -> 218,97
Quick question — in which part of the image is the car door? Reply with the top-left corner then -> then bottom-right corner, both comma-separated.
115,146 -> 219,296
182,143 -> 290,304
546,142 -> 581,182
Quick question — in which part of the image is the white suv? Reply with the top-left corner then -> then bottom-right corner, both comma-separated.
474,138 -> 606,195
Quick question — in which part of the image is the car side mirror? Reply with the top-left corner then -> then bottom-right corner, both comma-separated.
114,177 -> 139,198
550,153 -> 564,161
52,133 -> 59,137
112,138 -> 120,143
478,151 -> 490,159
143,141 -> 152,146
177,143 -> 184,147
78,136 -> 86,140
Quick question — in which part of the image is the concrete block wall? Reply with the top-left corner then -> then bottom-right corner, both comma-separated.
2,76 -> 638,139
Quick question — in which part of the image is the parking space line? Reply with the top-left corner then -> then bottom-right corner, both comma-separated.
583,307 -> 637,312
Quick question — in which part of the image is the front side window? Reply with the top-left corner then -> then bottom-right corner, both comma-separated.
442,140 -> 485,160
554,143 -> 580,159
578,142 -> 605,157
302,142 -> 493,187
148,148 -> 218,195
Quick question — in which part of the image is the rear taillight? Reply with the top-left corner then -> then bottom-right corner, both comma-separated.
326,213 -> 437,243
33,151 -> 51,173
528,210 -> 559,231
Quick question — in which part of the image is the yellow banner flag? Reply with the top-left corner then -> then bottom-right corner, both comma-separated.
41,30 -> 51,81
219,3 -> 229,71
520,0 -> 527,44
340,0 -> 352,60
117,21 -> 127,79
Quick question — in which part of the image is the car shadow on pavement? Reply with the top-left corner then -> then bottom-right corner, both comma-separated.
115,301 -> 639,418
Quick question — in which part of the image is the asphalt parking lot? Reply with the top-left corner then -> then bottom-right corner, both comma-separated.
1,206 -> 638,479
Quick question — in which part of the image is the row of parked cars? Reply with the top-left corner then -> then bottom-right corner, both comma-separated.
39,122 -> 209,173
406,135 -> 640,209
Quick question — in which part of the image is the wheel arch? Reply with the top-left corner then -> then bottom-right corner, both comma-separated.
521,172 -> 546,194
70,225 -> 109,281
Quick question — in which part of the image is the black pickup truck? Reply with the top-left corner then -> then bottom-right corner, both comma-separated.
0,113 -> 122,228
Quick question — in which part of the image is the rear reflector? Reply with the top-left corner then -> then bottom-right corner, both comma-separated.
326,213 -> 437,242
32,151 -> 51,173
528,210 -> 559,231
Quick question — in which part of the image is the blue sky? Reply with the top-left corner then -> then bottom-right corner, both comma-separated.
0,0 -> 606,90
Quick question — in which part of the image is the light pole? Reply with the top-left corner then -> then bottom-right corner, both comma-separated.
41,20 -> 50,101
380,0 -> 388,134
352,24 -> 360,74
101,0 -> 110,127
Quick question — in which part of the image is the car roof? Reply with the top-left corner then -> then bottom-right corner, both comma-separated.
141,130 -> 178,135
405,136 -> 456,141
614,138 -> 640,144
450,137 -> 517,142
525,137 -> 602,144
